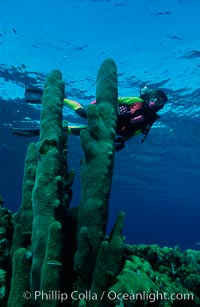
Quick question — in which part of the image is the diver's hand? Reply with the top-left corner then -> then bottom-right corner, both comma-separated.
115,137 -> 125,151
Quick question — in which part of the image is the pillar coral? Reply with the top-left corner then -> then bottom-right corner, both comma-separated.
75,58 -> 118,289
11,142 -> 37,258
30,70 -> 68,291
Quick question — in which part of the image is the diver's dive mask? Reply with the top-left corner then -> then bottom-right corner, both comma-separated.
140,86 -> 167,111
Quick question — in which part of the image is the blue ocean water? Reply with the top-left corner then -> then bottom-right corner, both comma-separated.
0,0 -> 200,251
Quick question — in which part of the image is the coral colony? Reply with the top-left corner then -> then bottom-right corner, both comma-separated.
1,59 -> 200,306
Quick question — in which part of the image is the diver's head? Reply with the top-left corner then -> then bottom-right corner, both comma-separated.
140,86 -> 168,111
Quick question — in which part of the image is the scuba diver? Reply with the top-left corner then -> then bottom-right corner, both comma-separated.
11,86 -> 168,151
65,86 -> 167,150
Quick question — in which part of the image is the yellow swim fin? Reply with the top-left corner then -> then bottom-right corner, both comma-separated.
68,125 -> 87,135
64,98 -> 82,111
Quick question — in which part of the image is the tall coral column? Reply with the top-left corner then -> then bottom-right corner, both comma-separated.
75,58 -> 118,289
31,70 -> 67,292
